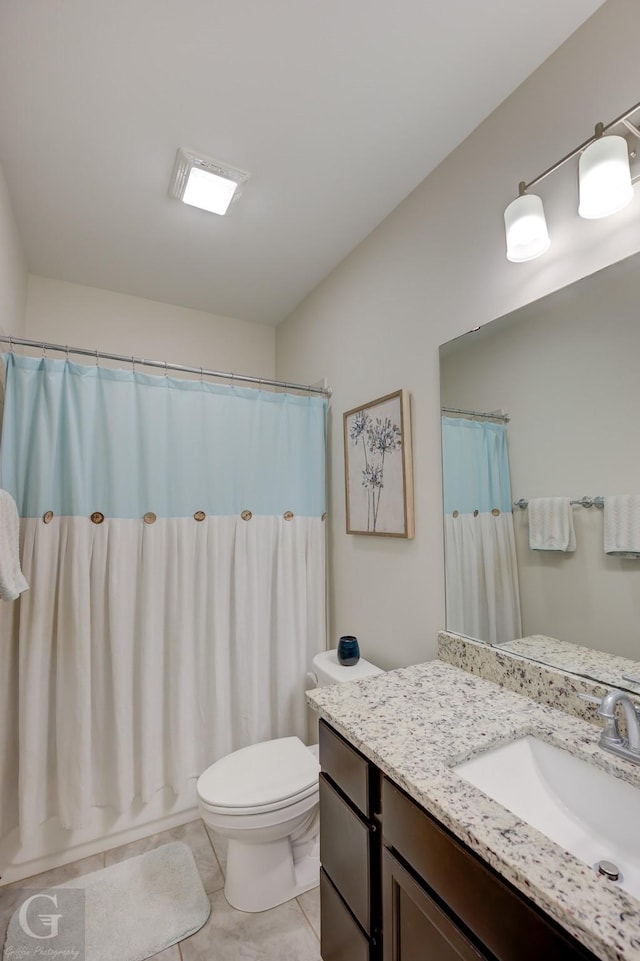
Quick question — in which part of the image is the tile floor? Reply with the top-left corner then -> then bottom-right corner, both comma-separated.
0,819 -> 322,961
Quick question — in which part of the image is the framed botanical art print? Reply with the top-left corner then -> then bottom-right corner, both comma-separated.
343,389 -> 414,538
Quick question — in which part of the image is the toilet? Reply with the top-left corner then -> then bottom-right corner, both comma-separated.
197,649 -> 383,912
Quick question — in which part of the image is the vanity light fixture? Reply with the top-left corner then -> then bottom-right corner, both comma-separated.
504,98 -> 640,262
169,148 -> 249,216
578,127 -> 633,219
504,188 -> 550,262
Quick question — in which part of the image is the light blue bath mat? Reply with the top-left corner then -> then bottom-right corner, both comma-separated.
3,841 -> 211,961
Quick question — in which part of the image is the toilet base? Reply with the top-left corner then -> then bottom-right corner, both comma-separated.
224,836 -> 320,913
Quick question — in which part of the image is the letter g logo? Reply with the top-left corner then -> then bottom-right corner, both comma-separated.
18,894 -> 63,939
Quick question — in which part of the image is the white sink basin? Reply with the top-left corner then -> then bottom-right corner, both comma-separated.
454,736 -> 640,900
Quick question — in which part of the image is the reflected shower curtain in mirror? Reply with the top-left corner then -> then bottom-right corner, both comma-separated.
0,354 -> 327,839
441,417 -> 521,644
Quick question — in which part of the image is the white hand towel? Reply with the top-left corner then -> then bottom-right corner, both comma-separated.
604,495 -> 640,558
0,488 -> 29,600
528,497 -> 576,552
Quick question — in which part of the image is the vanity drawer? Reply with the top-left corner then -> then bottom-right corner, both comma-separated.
320,868 -> 372,961
320,718 -> 377,817
320,772 -> 374,933
382,778 -> 598,961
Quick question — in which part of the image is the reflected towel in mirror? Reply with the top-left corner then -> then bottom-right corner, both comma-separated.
604,495 -> 640,558
528,497 -> 576,552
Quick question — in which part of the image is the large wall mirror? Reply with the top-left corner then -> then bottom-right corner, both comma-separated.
439,250 -> 640,691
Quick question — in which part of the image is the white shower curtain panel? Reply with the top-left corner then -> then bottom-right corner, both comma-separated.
0,514 -> 325,838
444,511 -> 521,645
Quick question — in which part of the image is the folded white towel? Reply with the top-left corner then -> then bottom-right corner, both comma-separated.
604,495 -> 640,558
528,497 -> 576,552
0,488 -> 29,600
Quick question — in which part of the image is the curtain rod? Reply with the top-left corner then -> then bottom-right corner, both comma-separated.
0,335 -> 332,397
441,405 -> 510,423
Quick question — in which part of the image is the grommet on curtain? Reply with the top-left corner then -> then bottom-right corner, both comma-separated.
194,510 -> 206,522
42,510 -> 54,524
90,511 -> 105,524
143,512 -> 157,524
473,509 -> 479,517
283,511 -> 294,521
241,510 -> 252,521
452,510 -> 459,518
492,508 -> 501,516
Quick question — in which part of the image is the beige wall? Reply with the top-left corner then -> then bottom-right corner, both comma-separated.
0,161 -> 27,337
440,254 -> 640,659
25,276 -> 275,379
275,0 -> 640,670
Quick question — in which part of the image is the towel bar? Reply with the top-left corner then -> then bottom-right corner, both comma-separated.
514,496 -> 604,510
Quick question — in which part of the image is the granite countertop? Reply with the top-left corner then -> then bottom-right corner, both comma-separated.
307,660 -> 640,961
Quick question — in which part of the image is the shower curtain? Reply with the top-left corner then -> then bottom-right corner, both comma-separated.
0,353 -> 327,839
441,416 -> 521,645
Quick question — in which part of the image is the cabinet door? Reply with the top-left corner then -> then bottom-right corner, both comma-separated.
383,849 -> 489,961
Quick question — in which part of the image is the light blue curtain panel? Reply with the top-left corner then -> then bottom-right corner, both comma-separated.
0,354 -> 327,519
441,416 -> 512,515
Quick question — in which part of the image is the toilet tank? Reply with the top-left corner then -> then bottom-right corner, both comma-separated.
311,649 -> 383,687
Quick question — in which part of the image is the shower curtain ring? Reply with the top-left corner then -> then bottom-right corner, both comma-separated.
95,348 -> 99,366
131,356 -> 135,372
8,336 -> 14,353
41,343 -> 46,358
164,360 -> 168,377
199,367 -> 204,382
65,345 -> 70,361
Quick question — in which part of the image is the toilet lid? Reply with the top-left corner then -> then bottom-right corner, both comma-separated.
197,736 -> 319,810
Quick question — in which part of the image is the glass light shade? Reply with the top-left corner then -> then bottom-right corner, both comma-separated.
182,166 -> 238,215
578,135 -> 633,220
504,193 -> 550,263
168,149 -> 249,216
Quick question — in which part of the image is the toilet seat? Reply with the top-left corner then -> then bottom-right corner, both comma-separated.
197,736 -> 319,816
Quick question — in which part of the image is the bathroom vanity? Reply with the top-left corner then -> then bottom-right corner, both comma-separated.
308,661 -> 640,961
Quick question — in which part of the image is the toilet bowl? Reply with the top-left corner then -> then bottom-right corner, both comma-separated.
197,650 -> 383,912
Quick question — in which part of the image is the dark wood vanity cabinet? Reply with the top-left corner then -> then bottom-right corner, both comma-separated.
318,719 -> 382,961
319,720 -> 600,961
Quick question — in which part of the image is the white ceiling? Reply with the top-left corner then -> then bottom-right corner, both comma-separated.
0,1 -> 605,327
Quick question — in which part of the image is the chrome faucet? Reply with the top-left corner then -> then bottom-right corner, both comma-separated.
597,690 -> 640,764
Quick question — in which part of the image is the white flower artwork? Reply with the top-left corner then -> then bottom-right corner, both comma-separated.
343,389 -> 414,538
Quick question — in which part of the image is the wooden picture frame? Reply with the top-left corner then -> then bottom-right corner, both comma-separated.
343,389 -> 414,538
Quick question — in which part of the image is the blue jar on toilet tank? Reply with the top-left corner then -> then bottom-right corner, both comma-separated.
337,635 -> 360,666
